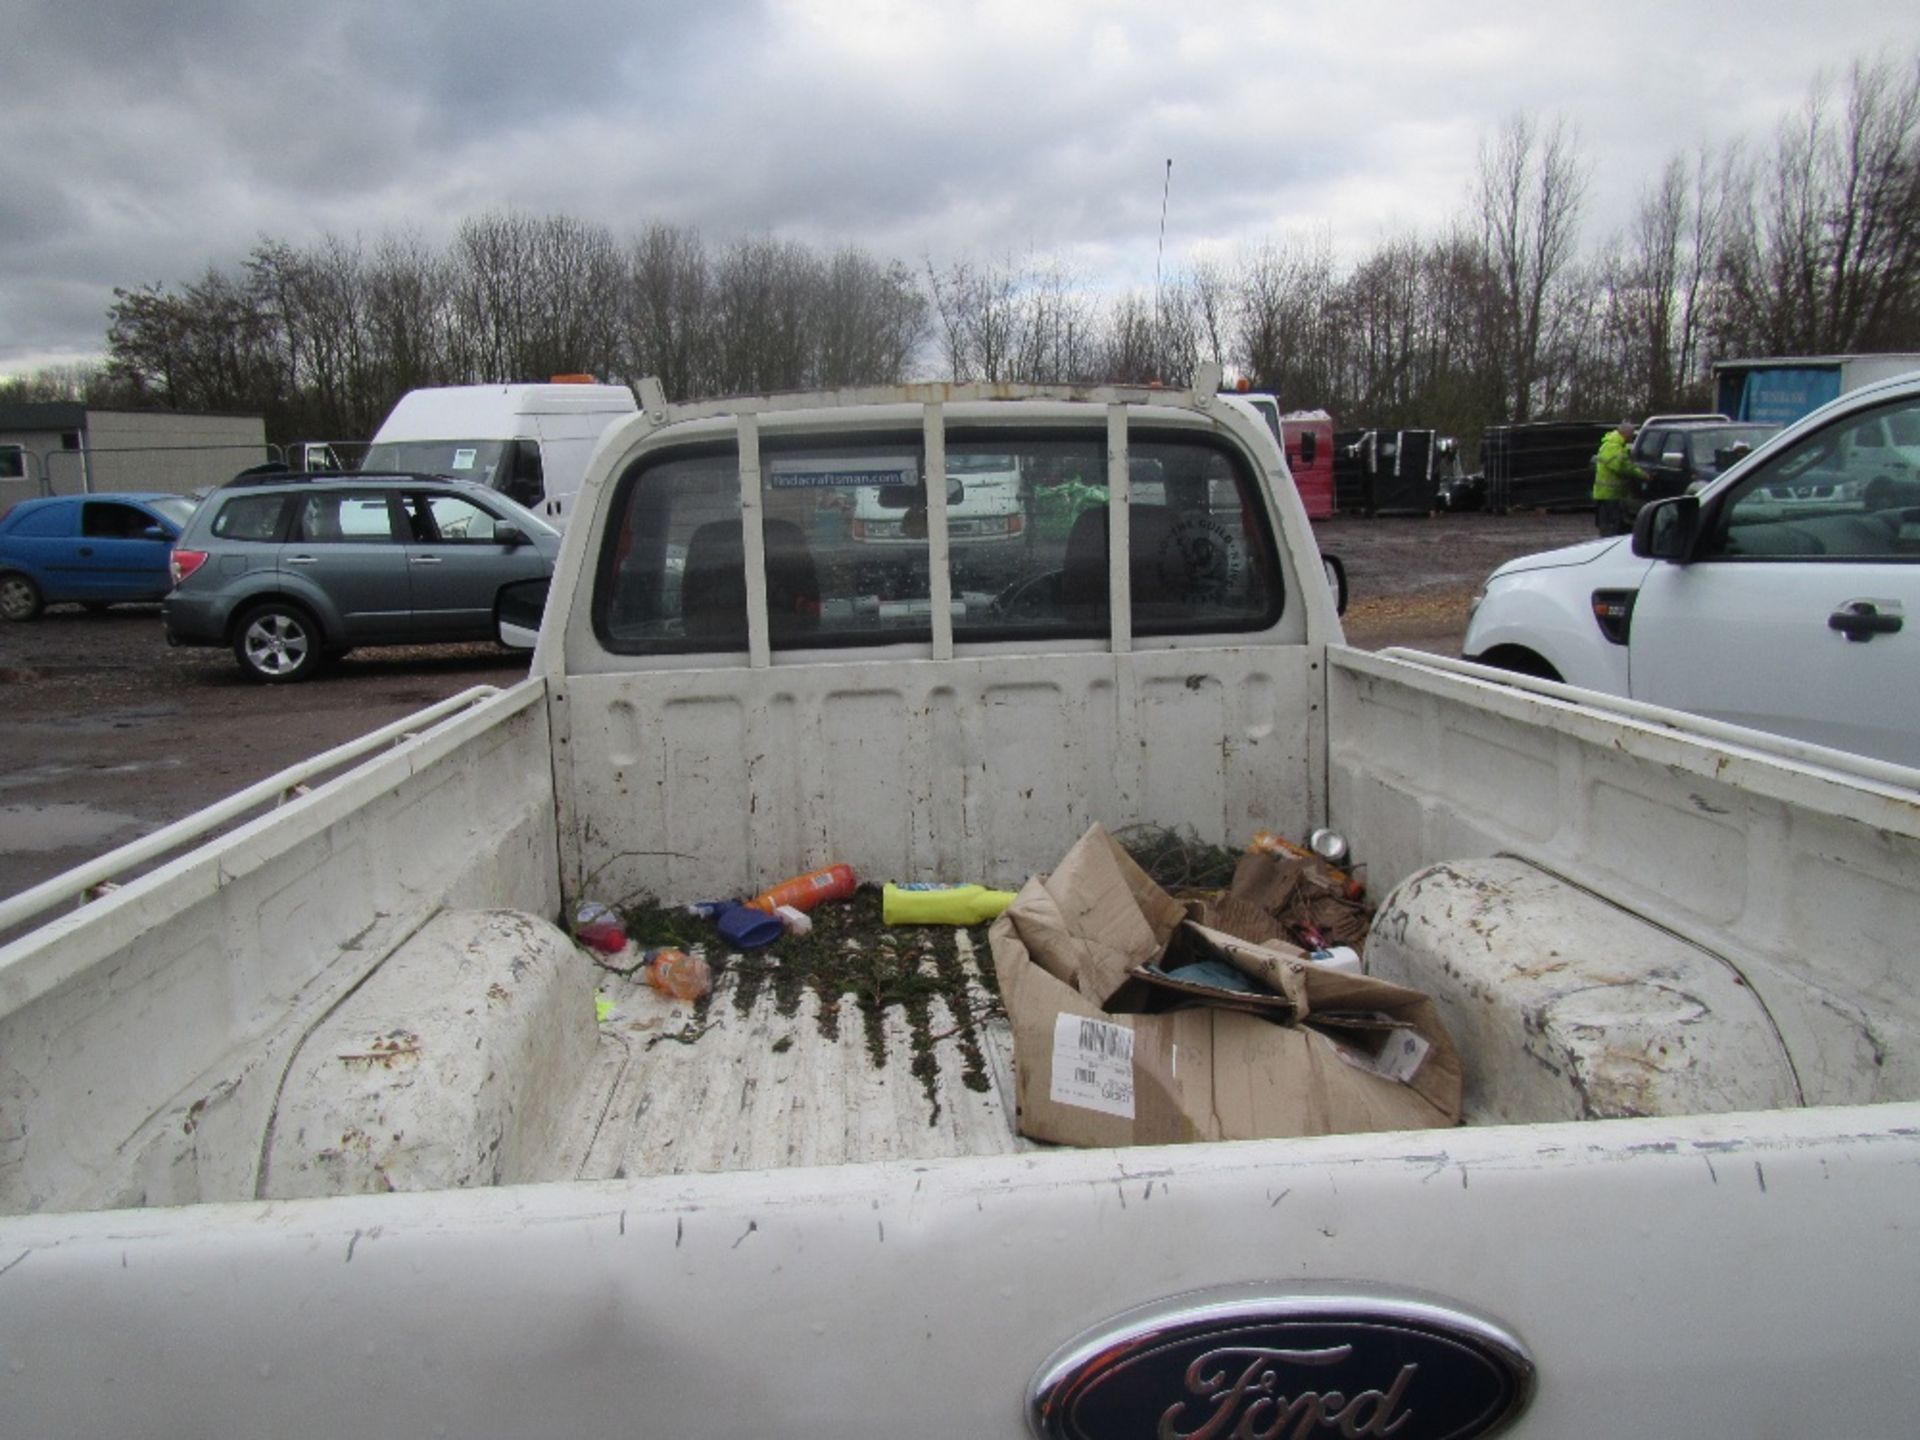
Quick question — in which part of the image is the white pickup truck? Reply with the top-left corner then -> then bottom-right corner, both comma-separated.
1462,372 -> 1920,767
3,371 -> 1919,1438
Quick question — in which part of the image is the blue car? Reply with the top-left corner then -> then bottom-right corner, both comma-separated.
0,492 -> 200,621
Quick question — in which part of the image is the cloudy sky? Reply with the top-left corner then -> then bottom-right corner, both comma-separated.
3,0 -> 1913,375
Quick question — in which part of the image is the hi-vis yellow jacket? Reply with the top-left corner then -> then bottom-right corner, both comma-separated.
1592,428 -> 1646,502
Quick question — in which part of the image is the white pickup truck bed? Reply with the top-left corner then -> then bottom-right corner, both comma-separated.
91,635 -> 1878,1215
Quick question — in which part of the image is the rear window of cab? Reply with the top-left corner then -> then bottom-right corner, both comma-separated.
592,426 -> 1285,655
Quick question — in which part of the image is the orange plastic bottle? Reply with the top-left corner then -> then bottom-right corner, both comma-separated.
746,863 -> 858,914
644,948 -> 711,1002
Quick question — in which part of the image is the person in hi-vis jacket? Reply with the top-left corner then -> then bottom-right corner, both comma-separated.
1592,420 -> 1647,536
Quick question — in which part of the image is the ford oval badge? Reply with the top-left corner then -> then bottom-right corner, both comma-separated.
1028,1285 -> 1534,1440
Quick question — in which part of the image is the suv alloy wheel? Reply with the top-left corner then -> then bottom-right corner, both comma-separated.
234,601 -> 322,682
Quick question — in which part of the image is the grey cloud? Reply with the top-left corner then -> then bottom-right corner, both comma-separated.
13,0 -> 756,188
0,167 -> 82,251
3,278 -> 123,364
3,1 -> 1915,372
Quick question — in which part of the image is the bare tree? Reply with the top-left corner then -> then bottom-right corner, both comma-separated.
1675,145 -> 1735,394
1601,145 -> 1734,413
247,235 -> 384,440
709,235 -> 814,394
1337,236 -> 1427,420
1153,276 -> 1203,384
1716,57 -> 1920,354
443,212 -> 626,384
1826,57 -> 1920,345
366,231 -> 455,404
1414,226 -> 1506,435
926,256 -> 1029,383
1475,113 -> 1590,421
1187,259 -> 1234,370
1098,291 -> 1161,384
810,250 -> 927,389
1017,259 -> 1098,383
1233,235 -> 1339,405
526,215 -> 625,381
104,267 -> 282,416
0,363 -> 123,406
1626,157 -> 1687,407
621,224 -> 712,399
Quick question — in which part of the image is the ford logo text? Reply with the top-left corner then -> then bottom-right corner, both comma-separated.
1027,1286 -> 1534,1440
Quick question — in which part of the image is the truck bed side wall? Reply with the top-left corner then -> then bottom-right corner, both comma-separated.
0,682 -> 561,1216
1326,647 -> 1920,1106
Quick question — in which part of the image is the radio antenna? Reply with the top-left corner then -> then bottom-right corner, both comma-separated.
1154,158 -> 1172,327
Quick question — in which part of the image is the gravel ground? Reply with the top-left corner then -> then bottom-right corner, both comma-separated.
0,509 -> 1596,908
1318,510 -> 1596,649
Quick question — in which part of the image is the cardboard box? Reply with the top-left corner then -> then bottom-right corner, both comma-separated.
989,824 -> 1462,1147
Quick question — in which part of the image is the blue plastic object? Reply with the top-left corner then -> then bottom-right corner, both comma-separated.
715,902 -> 784,951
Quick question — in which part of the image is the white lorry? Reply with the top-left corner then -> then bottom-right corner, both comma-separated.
3,370 -> 1919,1437
361,378 -> 639,526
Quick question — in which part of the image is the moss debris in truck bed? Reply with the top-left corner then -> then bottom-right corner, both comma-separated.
614,886 -> 1000,1112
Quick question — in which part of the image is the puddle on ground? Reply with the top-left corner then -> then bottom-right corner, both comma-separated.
0,802 -> 152,851
58,705 -> 185,735
0,757 -> 185,795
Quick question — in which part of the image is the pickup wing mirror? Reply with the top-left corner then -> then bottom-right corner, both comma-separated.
495,576 -> 549,649
1632,495 -> 1699,562
1322,554 -> 1349,616
494,524 -> 530,548
1660,450 -> 1685,469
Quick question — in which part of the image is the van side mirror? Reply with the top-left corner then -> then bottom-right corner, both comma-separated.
1632,495 -> 1699,561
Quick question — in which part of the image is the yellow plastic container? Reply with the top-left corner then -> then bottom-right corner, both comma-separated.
881,882 -> 1018,926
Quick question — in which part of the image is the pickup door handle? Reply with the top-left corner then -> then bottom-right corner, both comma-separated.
1828,599 -> 1905,642
77,546 -> 94,557
286,554 -> 319,565
410,555 -> 444,565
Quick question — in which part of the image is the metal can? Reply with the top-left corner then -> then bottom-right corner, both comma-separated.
1307,827 -> 1350,865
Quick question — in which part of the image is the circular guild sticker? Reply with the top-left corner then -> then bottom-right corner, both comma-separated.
1155,514 -> 1243,602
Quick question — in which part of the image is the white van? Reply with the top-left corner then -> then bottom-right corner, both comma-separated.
361,381 -> 639,527
847,449 -> 1027,595
848,452 -> 1025,546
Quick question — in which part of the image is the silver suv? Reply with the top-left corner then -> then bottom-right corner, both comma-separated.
163,472 -> 561,681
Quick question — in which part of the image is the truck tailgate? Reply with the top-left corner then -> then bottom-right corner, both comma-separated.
3,1104 -> 1916,1437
